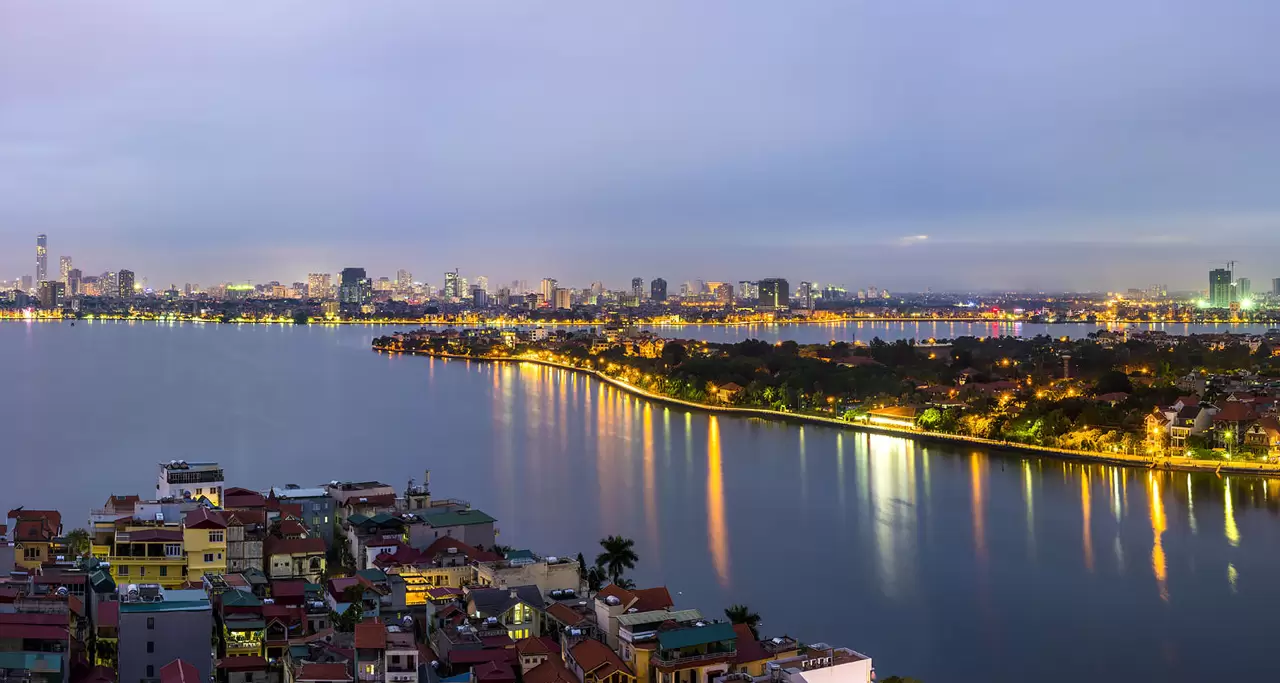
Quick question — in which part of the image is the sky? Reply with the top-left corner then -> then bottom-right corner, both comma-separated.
3,1 -> 1280,292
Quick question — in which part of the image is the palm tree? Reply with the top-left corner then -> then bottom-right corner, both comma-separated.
64,528 -> 91,558
585,566 -> 607,593
595,535 -> 638,584
724,604 -> 761,639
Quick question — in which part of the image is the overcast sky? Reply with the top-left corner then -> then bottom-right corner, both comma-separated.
3,1 -> 1279,291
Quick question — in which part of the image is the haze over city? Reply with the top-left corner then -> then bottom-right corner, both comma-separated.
4,1 -> 1280,289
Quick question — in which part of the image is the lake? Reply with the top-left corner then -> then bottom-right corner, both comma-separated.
3,320 -> 1278,682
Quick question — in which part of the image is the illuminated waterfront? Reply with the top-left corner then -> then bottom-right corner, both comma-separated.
5,322 -> 1280,682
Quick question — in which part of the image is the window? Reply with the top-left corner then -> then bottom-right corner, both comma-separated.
312,516 -> 321,527
313,503 -> 322,511
147,641 -> 155,653
209,531 -> 224,543
160,566 -> 168,577
139,566 -> 146,576
118,565 -> 129,576
324,516 -> 329,524
204,553 -> 214,563
165,543 -> 182,557
147,617 -> 155,629
196,488 -> 203,495
146,666 -> 154,678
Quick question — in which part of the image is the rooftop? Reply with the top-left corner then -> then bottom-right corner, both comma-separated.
422,509 -> 496,527
657,622 -> 737,651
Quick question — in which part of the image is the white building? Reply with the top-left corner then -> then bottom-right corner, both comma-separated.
717,646 -> 873,683
157,461 -> 225,506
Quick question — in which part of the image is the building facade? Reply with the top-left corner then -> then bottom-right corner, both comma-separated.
757,279 -> 789,311
118,588 -> 213,683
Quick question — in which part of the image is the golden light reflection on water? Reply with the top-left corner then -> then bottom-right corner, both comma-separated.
836,433 -> 846,515
1186,473 -> 1196,535
642,404 -> 659,561
1082,471 -> 1094,573
1228,563 -> 1238,594
1023,460 -> 1035,560
1149,474 -> 1168,602
1224,477 -> 1240,547
706,416 -> 731,588
972,452 -> 987,566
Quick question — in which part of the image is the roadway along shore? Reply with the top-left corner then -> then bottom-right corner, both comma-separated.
374,345 -> 1280,479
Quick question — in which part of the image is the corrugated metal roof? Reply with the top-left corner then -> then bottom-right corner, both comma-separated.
617,609 -> 703,627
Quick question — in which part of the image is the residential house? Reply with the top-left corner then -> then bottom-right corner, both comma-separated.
225,510 -> 267,573
593,585 -> 675,649
8,509 -> 63,571
327,577 -> 381,621
1150,398 -> 1217,450
725,626 -> 799,678
271,486 -> 337,545
647,622 -> 737,683
217,655 -> 272,683
475,551 -> 584,599
709,383 -> 743,404
185,507 -> 229,586
103,528 -> 186,588
0,613 -> 70,683
355,620 -> 386,683
157,460 -> 225,506
616,609 -> 705,683
118,588 -> 213,683
515,637 -> 561,673
345,514 -> 408,570
1212,400 -> 1259,449
326,482 -> 398,525
565,638 -> 635,683
712,645 -> 873,683
418,509 -> 497,549
467,586 -> 547,641
1244,416 -> 1280,455
218,588 -> 266,658
263,529 -> 327,583
385,629 -> 420,683
93,601 -> 120,670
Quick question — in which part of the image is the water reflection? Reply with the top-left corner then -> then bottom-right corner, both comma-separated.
1149,474 -> 1169,602
643,405 -> 659,560
1224,477 -> 1240,547
706,416 -> 731,588
971,452 -> 987,566
1082,471 -> 1094,573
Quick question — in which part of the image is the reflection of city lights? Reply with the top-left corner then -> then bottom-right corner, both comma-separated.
707,417 -> 730,588
1149,474 -> 1168,602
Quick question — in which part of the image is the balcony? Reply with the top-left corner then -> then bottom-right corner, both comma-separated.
653,648 -> 736,668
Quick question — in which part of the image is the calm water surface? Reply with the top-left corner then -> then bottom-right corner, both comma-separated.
4,321 -> 1279,682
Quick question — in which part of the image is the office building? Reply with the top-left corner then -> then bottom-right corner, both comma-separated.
1209,268 -> 1232,307
631,278 -> 644,301
117,269 -> 135,298
396,269 -> 413,293
798,281 -> 815,310
475,275 -> 489,294
758,278 -> 790,310
66,268 -> 82,297
443,269 -> 460,299
650,278 -> 667,301
1238,277 -> 1251,300
737,281 -> 759,302
20,275 -> 32,292
117,587 -> 213,683
35,234 -> 47,283
340,267 -> 372,305
554,288 -> 572,310
38,281 -> 65,309
472,286 -> 490,308
307,273 -> 331,299
59,256 -> 72,288
541,278 -> 558,303
1273,278 -> 1280,297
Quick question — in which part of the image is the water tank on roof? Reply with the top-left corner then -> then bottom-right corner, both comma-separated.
605,596 -> 621,606
546,556 -> 558,563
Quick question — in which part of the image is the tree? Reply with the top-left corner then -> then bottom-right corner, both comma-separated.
332,603 -> 362,632
64,528 -> 91,558
724,604 -> 761,639
292,309 -> 309,325
490,544 -> 513,556
1094,370 -> 1133,395
595,535 -> 638,584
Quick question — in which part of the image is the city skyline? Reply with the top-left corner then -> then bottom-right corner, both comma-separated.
4,2 -> 1280,289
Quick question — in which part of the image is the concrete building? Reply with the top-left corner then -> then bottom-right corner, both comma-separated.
714,646 -> 874,683
757,279 -> 789,311
117,269 -> 135,297
271,486 -> 337,544
474,551 -> 584,598
118,587 -> 213,683
419,508 -> 496,548
308,273 -> 332,299
554,288 -> 572,310
650,278 -> 667,302
157,460 -> 225,505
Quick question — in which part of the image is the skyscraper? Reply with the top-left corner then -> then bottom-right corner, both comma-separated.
1209,268 -> 1232,307
554,288 -> 572,310
1237,277 -> 1251,300
99,272 -> 116,298
650,278 -> 667,301
35,234 -> 47,283
307,273 -> 331,299
339,267 -> 371,305
59,256 -> 72,288
66,268 -> 82,297
798,281 -> 815,310
396,269 -> 413,293
117,269 -> 135,298
541,278 -> 558,302
631,278 -> 644,300
443,269 -> 460,299
475,276 -> 489,294
758,278 -> 790,310
1273,278 -> 1280,297
38,281 -> 64,309
471,286 -> 490,308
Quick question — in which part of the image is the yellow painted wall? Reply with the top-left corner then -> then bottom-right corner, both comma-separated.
183,527 -> 227,585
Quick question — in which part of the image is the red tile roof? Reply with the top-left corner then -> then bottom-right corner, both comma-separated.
1214,402 -> 1258,423
103,495 -> 141,512
515,637 -> 558,656
450,650 -> 517,666
97,601 -> 119,628
6,509 -> 62,531
571,639 -> 632,680
271,579 -> 307,600
278,520 -> 308,537
184,507 -> 227,529
225,509 -> 266,526
631,587 -> 673,612
264,535 -> 326,557
72,665 -> 116,683
224,488 -> 267,509
473,661 -> 517,683
217,656 -> 269,672
545,603 -> 588,626
731,624 -> 767,665
481,634 -> 514,648
524,661 -> 576,683
128,529 -> 184,543
355,620 -> 386,649
295,663 -> 352,682
159,660 -> 201,683
422,536 -> 501,563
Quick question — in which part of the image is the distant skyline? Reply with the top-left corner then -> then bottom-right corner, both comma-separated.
3,1 -> 1280,289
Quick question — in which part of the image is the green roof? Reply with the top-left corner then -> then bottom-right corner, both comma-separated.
424,509 -> 496,527
121,600 -> 211,613
657,622 -> 737,650
356,568 -> 387,583
222,590 -> 262,607
504,549 -> 536,562
90,569 -> 116,594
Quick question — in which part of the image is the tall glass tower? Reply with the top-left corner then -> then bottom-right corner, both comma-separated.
35,234 -> 47,283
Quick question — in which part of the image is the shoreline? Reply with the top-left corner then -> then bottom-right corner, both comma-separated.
4,317 -> 1279,327
375,345 -> 1280,479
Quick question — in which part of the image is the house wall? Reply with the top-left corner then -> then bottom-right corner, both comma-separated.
119,608 -> 213,683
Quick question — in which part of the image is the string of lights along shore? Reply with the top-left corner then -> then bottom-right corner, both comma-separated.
3,233 -> 1277,321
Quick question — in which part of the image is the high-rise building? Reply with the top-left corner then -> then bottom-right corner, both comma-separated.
35,234 -> 47,284
713,282 -> 733,305
66,268 -> 82,296
554,288 -> 572,310
541,278 -> 558,302
475,276 -> 489,294
397,269 -> 413,292
38,281 -> 64,309
1209,268 -> 1232,307
339,267 -> 371,305
307,273 -> 331,299
59,256 -> 72,288
1237,277 -> 1251,300
737,281 -> 759,302
650,278 -> 667,301
99,272 -> 116,298
117,269 -> 135,298
631,278 -> 644,300
758,278 -> 790,310
1273,278 -> 1280,296
374,277 -> 394,292
798,281 -> 815,310
20,275 -> 32,292
443,269 -> 460,299
472,286 -> 490,308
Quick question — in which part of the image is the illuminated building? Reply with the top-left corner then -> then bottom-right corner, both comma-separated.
375,277 -> 393,292
650,278 -> 667,301
476,275 -> 489,294
1237,277 -> 1251,300
467,585 -> 548,640
444,269 -> 461,299
632,278 -> 644,300
541,278 -> 558,303
35,234 -> 47,283
307,273 -> 331,299
117,269 -> 135,298
737,281 -> 758,301
59,256 -> 72,288
20,274 -> 32,292
322,301 -> 339,318
38,280 -> 65,309
340,267 -> 372,305
554,288 -> 572,310
67,268 -> 82,296
397,269 -> 413,293
157,460 -> 225,506
263,533 -> 326,583
798,281 -> 814,310
757,278 -> 789,310
1209,268 -> 1232,307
